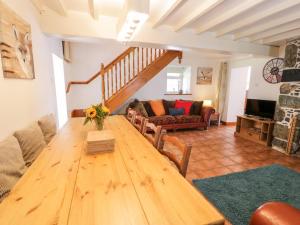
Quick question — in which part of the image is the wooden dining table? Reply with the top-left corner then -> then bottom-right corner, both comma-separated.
0,116 -> 224,225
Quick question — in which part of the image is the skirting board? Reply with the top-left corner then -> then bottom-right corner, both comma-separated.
221,121 -> 236,126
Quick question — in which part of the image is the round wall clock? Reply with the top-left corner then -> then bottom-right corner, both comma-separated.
262,58 -> 284,84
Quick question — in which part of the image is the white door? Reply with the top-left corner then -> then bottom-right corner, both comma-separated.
226,66 -> 251,122
52,54 -> 68,128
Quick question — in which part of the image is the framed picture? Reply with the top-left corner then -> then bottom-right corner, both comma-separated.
0,2 -> 35,79
197,67 -> 213,85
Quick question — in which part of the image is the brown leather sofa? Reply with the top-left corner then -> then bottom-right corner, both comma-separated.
128,99 -> 215,131
250,202 -> 300,225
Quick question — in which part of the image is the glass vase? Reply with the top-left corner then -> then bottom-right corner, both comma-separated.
94,118 -> 104,130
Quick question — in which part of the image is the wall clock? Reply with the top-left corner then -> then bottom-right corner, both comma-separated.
262,58 -> 284,84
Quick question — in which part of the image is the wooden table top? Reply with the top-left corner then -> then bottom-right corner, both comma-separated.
0,116 -> 224,225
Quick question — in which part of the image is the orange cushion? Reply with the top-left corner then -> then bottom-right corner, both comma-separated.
149,100 -> 166,116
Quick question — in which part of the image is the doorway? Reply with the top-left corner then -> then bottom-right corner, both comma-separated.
52,53 -> 68,128
226,66 -> 251,122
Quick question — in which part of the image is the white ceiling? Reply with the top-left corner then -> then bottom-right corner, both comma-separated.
32,0 -> 300,56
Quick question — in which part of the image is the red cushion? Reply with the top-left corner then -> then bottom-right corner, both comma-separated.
175,100 -> 193,115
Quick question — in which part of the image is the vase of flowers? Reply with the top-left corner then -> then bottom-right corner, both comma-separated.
84,104 -> 110,130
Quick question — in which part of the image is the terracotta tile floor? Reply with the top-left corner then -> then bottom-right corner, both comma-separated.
169,125 -> 300,183
169,125 -> 300,225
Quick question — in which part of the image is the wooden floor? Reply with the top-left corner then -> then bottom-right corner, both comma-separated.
169,125 -> 300,183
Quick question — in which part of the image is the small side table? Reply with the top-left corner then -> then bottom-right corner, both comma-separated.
209,112 -> 221,126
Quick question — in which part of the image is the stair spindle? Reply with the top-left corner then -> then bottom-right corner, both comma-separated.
123,58 -> 126,85
137,48 -> 140,74
101,63 -> 105,101
146,48 -> 148,66
114,64 -> 117,93
133,49 -> 135,77
128,53 -> 131,80
142,48 -> 144,70
110,68 -> 113,96
106,71 -> 109,99
119,61 -> 121,89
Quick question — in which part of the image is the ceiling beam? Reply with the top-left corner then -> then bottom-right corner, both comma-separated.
217,0 -> 300,37
43,0 -> 67,16
152,0 -> 187,28
88,0 -> 97,19
31,0 -> 46,14
174,0 -> 224,32
195,0 -> 266,34
234,11 -> 300,40
249,20 -> 300,42
260,29 -> 300,45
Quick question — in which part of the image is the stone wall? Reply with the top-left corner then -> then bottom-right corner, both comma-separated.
272,38 -> 300,154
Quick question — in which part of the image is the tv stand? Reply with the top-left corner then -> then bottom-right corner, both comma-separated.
234,115 -> 275,146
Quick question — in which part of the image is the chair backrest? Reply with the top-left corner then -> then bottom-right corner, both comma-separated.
142,119 -> 162,148
158,134 -> 192,177
71,109 -> 85,118
132,114 -> 145,132
126,108 -> 136,124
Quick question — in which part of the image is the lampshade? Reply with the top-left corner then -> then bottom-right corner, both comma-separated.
203,99 -> 212,106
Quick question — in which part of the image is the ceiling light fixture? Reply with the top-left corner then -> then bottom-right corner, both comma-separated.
117,0 -> 149,42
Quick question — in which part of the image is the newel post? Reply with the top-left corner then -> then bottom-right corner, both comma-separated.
178,51 -> 183,64
101,63 -> 105,104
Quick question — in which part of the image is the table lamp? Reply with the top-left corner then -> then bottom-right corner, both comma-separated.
203,99 -> 212,107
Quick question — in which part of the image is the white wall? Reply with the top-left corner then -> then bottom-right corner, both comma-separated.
66,41 -> 127,111
222,56 -> 280,122
0,0 -> 62,139
66,43 -> 222,112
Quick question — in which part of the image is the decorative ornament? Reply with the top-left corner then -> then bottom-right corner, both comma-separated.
262,58 -> 284,84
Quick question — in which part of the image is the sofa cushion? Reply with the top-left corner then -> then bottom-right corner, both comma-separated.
175,100 -> 193,115
149,100 -> 165,116
162,100 -> 175,115
169,107 -> 185,116
142,101 -> 155,117
0,136 -> 27,202
174,115 -> 203,124
134,102 -> 148,117
148,115 -> 176,126
14,123 -> 46,167
189,101 -> 203,115
38,114 -> 57,144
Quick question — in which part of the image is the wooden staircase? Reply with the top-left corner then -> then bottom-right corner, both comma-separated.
66,47 -> 182,112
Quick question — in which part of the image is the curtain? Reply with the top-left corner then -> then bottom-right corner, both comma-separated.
216,62 -> 228,116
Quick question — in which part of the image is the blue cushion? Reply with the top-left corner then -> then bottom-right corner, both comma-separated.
169,107 -> 184,116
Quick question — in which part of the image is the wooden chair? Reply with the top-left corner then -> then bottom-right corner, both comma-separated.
142,119 -> 162,148
71,109 -> 85,117
126,108 -> 136,124
132,114 -> 145,132
158,132 -> 192,177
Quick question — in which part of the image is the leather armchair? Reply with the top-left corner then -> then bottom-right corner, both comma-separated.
250,202 -> 300,225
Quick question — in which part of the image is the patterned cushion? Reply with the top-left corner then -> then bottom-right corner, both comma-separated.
0,136 -> 27,202
174,115 -> 203,124
38,114 -> 57,144
148,115 -> 176,126
14,123 -> 46,167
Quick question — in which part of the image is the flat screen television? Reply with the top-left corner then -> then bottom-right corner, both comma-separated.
245,99 -> 276,119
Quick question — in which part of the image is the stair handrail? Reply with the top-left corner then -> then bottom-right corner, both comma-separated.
66,47 -> 136,93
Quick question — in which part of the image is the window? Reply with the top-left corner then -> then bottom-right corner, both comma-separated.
166,66 -> 191,94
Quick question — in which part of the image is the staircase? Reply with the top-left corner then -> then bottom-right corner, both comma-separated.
66,47 -> 182,112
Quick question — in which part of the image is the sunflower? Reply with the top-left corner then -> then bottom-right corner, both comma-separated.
102,105 -> 110,114
86,107 -> 97,118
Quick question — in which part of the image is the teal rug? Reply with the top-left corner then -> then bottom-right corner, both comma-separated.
193,165 -> 300,225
